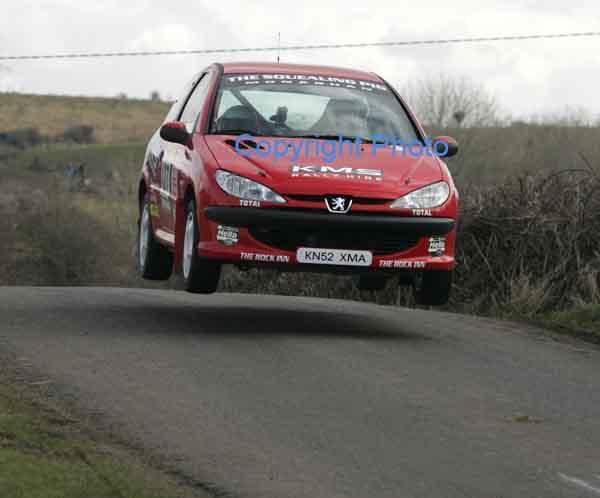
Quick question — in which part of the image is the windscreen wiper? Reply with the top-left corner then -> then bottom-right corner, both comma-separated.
212,130 -> 264,136
292,134 -> 377,144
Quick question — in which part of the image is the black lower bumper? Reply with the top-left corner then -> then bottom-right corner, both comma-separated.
204,206 -> 455,236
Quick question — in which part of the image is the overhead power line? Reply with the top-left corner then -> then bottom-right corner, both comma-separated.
1,31 -> 599,61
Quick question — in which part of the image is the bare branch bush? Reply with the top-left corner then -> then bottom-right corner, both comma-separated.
454,168 -> 600,314
402,74 -> 501,128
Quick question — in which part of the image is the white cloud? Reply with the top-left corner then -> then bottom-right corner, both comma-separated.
1,0 -> 599,118
129,24 -> 200,52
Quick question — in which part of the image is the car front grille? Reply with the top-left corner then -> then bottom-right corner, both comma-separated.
248,226 -> 420,255
285,194 -> 392,205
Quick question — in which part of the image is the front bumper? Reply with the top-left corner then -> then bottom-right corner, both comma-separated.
205,206 -> 455,235
200,206 -> 456,272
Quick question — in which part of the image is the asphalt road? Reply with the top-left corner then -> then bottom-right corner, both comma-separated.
1,287 -> 600,498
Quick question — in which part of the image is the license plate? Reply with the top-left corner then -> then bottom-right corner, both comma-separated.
296,247 -> 373,266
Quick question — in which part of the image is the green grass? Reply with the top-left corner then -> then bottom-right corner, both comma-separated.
0,143 -> 165,287
429,124 -> 600,184
0,92 -> 170,144
1,142 -> 145,180
541,304 -> 600,342
0,377 -> 203,498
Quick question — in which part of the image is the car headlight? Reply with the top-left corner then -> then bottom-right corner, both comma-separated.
390,181 -> 450,209
215,170 -> 286,203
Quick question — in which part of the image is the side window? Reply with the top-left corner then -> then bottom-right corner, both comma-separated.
163,74 -> 200,123
179,74 -> 212,125
215,90 -> 241,120
164,101 -> 180,122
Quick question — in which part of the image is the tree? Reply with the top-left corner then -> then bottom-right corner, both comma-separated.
402,74 -> 500,128
150,90 -> 161,102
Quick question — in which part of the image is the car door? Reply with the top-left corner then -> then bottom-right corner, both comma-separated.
148,73 -> 198,241
157,72 -> 212,235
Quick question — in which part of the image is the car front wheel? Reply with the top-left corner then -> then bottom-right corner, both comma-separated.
138,197 -> 173,280
181,199 -> 221,294
413,269 -> 452,306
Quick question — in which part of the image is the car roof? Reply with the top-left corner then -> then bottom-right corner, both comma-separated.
219,61 -> 383,82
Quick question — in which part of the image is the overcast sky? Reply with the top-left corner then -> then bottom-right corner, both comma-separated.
1,0 -> 599,120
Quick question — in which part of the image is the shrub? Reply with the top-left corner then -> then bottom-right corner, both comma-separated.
454,168 -> 600,313
221,168 -> 600,316
62,125 -> 95,144
0,128 -> 43,149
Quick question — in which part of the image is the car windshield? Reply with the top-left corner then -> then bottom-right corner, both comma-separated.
209,73 -> 420,142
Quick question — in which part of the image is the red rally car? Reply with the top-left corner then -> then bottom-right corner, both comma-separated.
137,62 -> 459,305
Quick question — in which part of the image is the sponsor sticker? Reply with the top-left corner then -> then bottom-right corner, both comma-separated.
412,209 -> 432,216
240,252 -> 290,263
224,74 -> 389,93
379,260 -> 426,269
297,248 -> 373,266
216,225 -> 239,246
427,237 -> 446,255
290,165 -> 383,181
240,199 -> 261,207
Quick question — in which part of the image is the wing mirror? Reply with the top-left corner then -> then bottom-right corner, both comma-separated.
432,136 -> 458,158
160,121 -> 191,146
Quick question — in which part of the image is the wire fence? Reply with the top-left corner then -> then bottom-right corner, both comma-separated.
2,31 -> 600,60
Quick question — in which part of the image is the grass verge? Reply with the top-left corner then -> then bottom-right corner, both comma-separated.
539,304 -> 600,344
0,369 -> 204,498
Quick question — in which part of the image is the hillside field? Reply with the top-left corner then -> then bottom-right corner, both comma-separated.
0,93 -> 170,144
0,92 -> 598,340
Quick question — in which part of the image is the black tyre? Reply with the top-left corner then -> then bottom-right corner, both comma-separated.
181,199 -> 221,294
138,197 -> 173,280
413,269 -> 452,306
355,274 -> 388,291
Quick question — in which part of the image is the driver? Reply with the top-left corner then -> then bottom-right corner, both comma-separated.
310,98 -> 369,137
